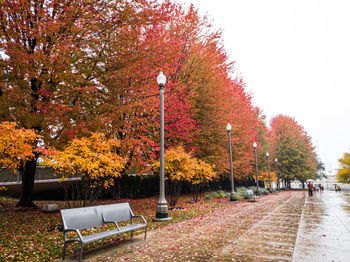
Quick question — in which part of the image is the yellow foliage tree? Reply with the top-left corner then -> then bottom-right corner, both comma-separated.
191,159 -> 216,202
44,133 -> 126,206
152,146 -> 217,205
152,146 -> 196,207
255,171 -> 277,189
337,152 -> 350,184
0,122 -> 39,191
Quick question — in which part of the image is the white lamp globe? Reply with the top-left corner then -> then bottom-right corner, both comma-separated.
157,71 -> 166,87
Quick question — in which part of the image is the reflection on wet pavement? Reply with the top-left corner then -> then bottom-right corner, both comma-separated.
292,190 -> 350,262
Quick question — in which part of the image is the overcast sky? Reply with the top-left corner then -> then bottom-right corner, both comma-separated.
179,0 -> 350,174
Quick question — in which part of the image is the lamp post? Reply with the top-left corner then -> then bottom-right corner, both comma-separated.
226,123 -> 237,201
266,152 -> 271,192
253,142 -> 259,193
275,158 -> 279,190
154,71 -> 171,221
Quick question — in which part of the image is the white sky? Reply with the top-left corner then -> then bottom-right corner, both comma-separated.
179,0 -> 350,174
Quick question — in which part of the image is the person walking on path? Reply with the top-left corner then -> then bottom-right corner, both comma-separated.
307,182 -> 313,197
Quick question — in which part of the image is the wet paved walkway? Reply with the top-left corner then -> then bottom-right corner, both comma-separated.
62,191 -> 350,261
74,191 -> 305,261
292,190 -> 350,262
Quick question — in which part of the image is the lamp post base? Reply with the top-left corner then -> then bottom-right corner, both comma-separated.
153,202 -> 172,222
230,192 -> 237,201
152,216 -> 172,222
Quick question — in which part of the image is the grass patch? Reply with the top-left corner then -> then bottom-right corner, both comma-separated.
0,195 -> 232,261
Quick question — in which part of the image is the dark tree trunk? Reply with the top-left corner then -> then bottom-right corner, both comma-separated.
302,182 -> 305,189
16,158 -> 37,207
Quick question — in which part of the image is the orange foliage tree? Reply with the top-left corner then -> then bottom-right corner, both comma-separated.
0,0 -> 160,206
0,122 -> 40,191
0,122 -> 39,170
1,0 -> 272,206
43,133 -> 125,206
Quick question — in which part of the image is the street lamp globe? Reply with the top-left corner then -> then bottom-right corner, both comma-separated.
275,158 -> 278,163
253,141 -> 257,148
226,123 -> 231,131
266,152 -> 269,157
157,71 -> 166,87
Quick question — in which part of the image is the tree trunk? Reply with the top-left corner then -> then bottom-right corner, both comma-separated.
302,182 -> 305,189
16,158 -> 37,207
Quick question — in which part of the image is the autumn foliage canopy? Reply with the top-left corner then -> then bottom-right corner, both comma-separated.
0,0 -> 323,205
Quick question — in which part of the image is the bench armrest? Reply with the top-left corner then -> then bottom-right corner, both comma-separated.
132,215 -> 147,225
106,221 -> 121,230
63,228 -> 83,242
102,214 -> 121,230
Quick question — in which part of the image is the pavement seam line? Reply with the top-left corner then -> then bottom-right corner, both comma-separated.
290,191 -> 307,262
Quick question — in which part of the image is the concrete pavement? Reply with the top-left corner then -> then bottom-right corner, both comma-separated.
292,190 -> 350,262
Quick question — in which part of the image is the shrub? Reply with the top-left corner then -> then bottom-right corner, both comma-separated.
236,187 -> 249,198
204,190 -> 228,199
259,188 -> 270,195
204,191 -> 214,199
236,193 -> 244,201
216,190 -> 225,198
248,186 -> 259,194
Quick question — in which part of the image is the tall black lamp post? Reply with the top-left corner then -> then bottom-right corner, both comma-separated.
226,123 -> 237,201
253,142 -> 259,193
266,152 -> 272,192
275,158 -> 279,190
154,71 -> 171,222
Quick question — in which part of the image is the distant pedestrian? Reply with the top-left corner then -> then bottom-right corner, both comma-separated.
321,185 -> 324,191
335,185 -> 339,192
308,182 -> 313,197
319,184 -> 322,192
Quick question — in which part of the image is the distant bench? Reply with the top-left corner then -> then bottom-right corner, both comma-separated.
246,189 -> 261,202
60,202 -> 147,261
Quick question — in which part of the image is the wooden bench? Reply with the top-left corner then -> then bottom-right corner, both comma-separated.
60,202 -> 147,261
246,189 -> 260,202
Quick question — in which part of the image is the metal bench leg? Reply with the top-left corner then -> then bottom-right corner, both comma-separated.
79,243 -> 84,262
62,242 -> 67,260
144,227 -> 147,240
131,231 -> 133,239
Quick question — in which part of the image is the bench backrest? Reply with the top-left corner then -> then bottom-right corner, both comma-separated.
60,203 -> 134,230
61,206 -> 103,230
98,203 -> 133,223
246,189 -> 254,196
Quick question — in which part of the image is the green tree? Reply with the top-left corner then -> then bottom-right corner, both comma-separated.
269,115 -> 318,188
